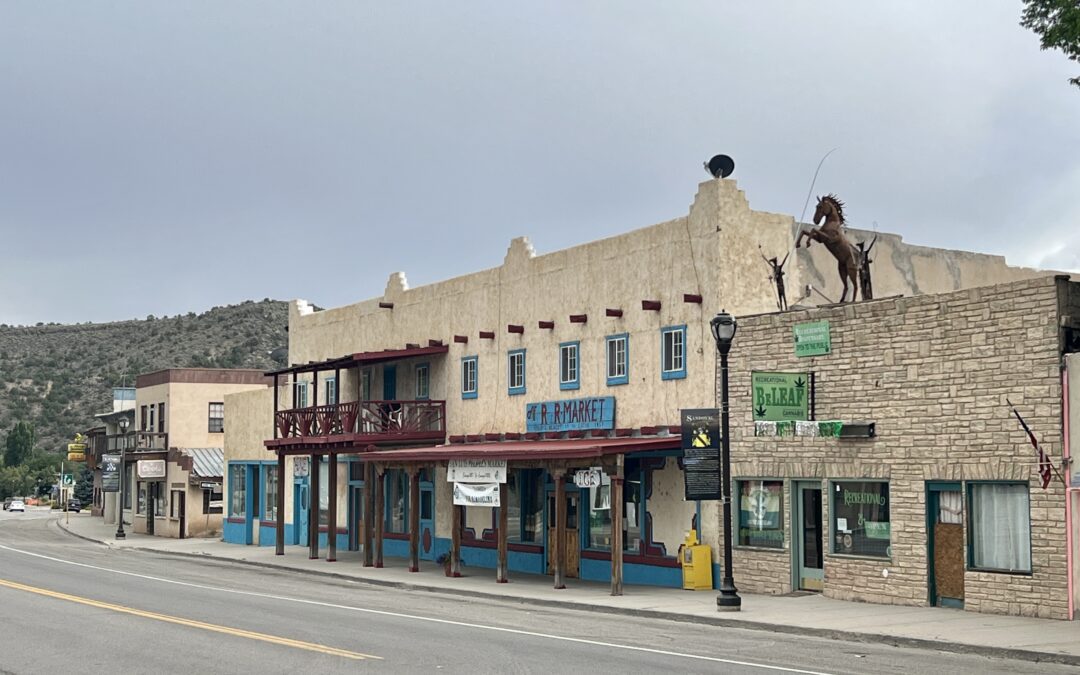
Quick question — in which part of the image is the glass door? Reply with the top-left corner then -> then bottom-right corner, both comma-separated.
793,482 -> 823,591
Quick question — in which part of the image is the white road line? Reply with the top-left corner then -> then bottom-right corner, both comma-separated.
0,542 -> 834,675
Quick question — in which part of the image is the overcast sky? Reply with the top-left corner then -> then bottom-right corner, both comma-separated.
1,2 -> 1077,325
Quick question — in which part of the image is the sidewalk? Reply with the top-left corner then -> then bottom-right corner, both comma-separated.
56,513 -> 1080,666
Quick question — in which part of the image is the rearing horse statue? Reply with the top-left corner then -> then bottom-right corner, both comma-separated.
796,194 -> 861,303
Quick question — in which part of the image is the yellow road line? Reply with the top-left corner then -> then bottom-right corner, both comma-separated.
0,578 -> 379,661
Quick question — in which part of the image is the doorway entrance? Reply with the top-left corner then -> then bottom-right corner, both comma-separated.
171,489 -> 186,539
792,481 -> 824,591
293,481 -> 309,546
927,482 -> 964,608
545,489 -> 580,578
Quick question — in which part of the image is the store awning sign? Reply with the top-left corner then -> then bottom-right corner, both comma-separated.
452,482 -> 501,507
137,459 -> 166,480
752,371 -> 809,422
526,396 -> 614,433
794,320 -> 831,357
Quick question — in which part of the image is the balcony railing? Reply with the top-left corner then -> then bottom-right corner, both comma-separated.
274,400 -> 445,445
135,431 -> 169,450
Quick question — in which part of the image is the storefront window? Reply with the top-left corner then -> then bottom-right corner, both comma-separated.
154,487 -> 167,517
738,480 -> 785,549
507,469 -> 542,543
137,484 -> 147,515
624,474 -> 642,553
587,480 -> 612,549
831,481 -> 890,557
229,466 -> 246,518
318,460 -> 329,526
969,483 -> 1031,573
265,465 -> 279,522
385,469 -> 408,533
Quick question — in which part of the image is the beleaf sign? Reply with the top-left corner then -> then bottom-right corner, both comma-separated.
752,371 -> 809,422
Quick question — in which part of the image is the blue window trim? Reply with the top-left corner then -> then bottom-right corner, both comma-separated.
461,356 -> 478,400
507,349 -> 526,396
559,341 -> 580,391
415,362 -> 430,400
605,333 -> 629,386
660,325 -> 687,381
323,376 -> 337,405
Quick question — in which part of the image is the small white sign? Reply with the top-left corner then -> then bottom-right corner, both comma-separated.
573,468 -> 603,488
837,517 -> 848,532
293,456 -> 310,478
137,459 -> 166,480
453,482 -> 501,507
447,459 -> 507,483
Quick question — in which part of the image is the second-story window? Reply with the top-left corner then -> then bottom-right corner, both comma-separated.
661,325 -> 687,380
361,370 -> 372,401
606,334 -> 628,386
559,341 -> 580,390
508,349 -> 526,395
415,364 -> 430,400
461,356 -> 478,399
208,402 -> 225,433
295,381 -> 309,408
147,404 -> 156,433
324,377 -> 337,405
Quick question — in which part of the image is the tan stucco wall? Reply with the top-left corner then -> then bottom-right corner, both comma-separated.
224,388 -> 275,462
138,380 -> 269,449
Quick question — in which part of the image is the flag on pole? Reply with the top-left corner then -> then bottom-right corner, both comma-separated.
1006,399 -> 1053,490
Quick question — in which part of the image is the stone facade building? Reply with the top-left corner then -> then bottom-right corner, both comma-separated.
729,275 -> 1079,619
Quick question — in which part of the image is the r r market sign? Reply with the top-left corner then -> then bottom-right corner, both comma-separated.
752,371 -> 809,422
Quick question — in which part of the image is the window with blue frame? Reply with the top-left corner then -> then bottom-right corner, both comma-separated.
559,341 -> 579,390
415,363 -> 430,400
508,349 -> 526,395
606,333 -> 629,386
461,356 -> 478,399
660,325 -> 687,380
229,465 -> 246,518
294,381 -> 309,408
385,469 -> 408,533
264,465 -> 279,521
324,377 -> 337,405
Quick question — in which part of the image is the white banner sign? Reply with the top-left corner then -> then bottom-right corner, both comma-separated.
447,459 -> 507,483
453,482 -> 501,507
293,456 -> 310,478
137,459 -> 166,480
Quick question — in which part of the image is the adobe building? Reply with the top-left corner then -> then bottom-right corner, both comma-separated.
120,368 -> 270,539
222,178 -> 1061,610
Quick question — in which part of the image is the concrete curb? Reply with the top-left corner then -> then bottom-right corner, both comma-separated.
54,518 -> 1080,667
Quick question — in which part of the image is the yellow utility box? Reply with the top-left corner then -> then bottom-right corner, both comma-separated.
680,530 -> 713,590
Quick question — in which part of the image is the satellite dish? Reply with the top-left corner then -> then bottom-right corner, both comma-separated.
705,154 -> 735,179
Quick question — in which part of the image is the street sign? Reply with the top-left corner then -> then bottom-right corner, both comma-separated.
61,474 -> 74,487
200,482 -> 221,491
447,459 -> 506,483
751,371 -> 810,421
293,456 -> 310,478
101,454 -> 121,492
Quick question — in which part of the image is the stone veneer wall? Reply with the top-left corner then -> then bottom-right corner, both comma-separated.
725,275 -> 1071,619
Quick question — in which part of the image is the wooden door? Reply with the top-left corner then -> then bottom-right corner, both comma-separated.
546,492 -> 580,578
929,485 -> 964,607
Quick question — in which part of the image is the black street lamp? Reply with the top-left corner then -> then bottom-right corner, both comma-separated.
115,416 -> 129,540
710,310 -> 741,611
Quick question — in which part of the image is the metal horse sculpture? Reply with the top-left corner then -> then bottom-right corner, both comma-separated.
796,194 -> 861,303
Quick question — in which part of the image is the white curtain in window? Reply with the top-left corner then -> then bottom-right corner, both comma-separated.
970,484 -> 1031,572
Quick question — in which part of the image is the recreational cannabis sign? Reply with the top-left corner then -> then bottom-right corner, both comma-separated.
751,371 -> 809,422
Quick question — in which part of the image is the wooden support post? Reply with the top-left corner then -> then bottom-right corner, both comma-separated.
363,461 -> 375,567
309,454 -> 320,560
450,505 -> 462,578
374,467 -> 384,568
497,482 -> 509,583
327,453 -> 337,562
610,456 -> 624,596
408,468 -> 420,572
272,375 -> 279,440
553,469 -> 566,590
275,451 -> 285,555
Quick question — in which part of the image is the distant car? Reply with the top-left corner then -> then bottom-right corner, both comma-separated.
67,499 -> 82,513
8,500 -> 25,512
2,497 -> 12,511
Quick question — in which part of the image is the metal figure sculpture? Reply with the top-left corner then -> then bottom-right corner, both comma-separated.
795,194 -> 861,303
760,250 -> 790,311
856,235 -> 877,301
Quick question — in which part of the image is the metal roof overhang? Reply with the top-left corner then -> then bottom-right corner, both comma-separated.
356,435 -> 680,463
265,345 -> 450,377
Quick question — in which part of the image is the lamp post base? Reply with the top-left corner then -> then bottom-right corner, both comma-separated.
716,580 -> 742,611
115,528 -> 126,540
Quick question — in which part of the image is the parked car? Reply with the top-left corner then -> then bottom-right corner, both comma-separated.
8,500 -> 25,512
67,498 -> 82,513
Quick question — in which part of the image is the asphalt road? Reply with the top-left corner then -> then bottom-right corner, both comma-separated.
0,509 -> 1071,674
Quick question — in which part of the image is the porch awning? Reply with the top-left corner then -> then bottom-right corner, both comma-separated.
356,435 -> 680,462
181,447 -> 224,479
265,344 -> 449,377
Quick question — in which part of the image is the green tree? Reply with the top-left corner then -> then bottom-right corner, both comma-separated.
3,422 -> 35,467
74,465 -> 94,503
1021,0 -> 1080,87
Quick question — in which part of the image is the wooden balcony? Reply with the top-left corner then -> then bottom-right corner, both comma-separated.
135,431 -> 169,450
268,400 -> 446,451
